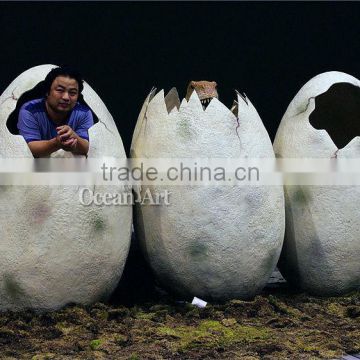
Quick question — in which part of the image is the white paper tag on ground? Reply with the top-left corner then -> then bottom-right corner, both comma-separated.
192,297 -> 207,308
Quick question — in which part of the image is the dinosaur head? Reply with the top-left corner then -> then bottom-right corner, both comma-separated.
185,81 -> 218,108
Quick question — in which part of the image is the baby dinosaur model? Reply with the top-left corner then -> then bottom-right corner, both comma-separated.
185,80 -> 238,116
185,80 -> 218,109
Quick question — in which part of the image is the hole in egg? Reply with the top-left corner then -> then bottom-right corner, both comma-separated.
309,82 -> 360,149
6,80 -> 99,136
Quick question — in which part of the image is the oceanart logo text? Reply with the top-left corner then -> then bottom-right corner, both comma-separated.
79,186 -> 171,206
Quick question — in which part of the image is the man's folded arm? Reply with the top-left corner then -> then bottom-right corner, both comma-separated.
28,138 -> 61,158
71,109 -> 93,155
70,135 -> 89,156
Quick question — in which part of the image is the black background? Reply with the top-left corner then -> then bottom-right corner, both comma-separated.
1,1 -> 360,154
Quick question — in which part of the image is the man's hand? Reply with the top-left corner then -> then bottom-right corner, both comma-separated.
56,125 -> 89,156
27,126 -> 89,157
59,137 -> 78,151
56,125 -> 78,151
56,125 -> 76,142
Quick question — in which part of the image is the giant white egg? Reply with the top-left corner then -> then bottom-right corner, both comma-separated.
131,88 -> 285,300
274,71 -> 360,295
0,64 -> 132,311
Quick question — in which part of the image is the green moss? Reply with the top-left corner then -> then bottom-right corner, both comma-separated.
62,306 -> 91,324
318,349 -> 342,359
0,327 -> 15,338
135,311 -> 156,321
55,322 -> 74,336
346,306 -> 360,318
327,303 -> 345,317
185,307 -> 200,319
227,299 -> 248,307
114,334 -> 128,346
2,291 -> 359,358
268,295 -> 302,318
149,304 -> 172,312
91,309 -> 109,320
157,319 -> 270,351
31,354 -> 55,360
108,307 -> 131,320
282,328 -> 346,358
90,339 -> 102,350
150,309 -> 168,323
128,354 -> 140,360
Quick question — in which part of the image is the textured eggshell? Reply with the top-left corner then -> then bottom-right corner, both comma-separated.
131,89 -> 285,300
0,64 -> 132,311
273,71 -> 360,295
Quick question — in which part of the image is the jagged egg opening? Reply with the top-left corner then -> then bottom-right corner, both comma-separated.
274,71 -> 360,158
131,86 -> 274,160
154,87 -> 246,117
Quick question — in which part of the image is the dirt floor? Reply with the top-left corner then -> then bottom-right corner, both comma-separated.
0,283 -> 359,360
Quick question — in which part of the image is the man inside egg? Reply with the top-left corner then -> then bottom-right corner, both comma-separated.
17,66 -> 93,157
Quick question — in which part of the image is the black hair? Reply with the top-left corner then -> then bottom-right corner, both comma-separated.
43,65 -> 84,95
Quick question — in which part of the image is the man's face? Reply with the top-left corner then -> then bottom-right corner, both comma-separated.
46,76 -> 79,114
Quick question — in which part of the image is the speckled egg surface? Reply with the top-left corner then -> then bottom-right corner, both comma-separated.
131,88 -> 285,301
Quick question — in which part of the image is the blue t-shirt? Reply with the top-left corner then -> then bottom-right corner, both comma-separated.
17,98 -> 94,143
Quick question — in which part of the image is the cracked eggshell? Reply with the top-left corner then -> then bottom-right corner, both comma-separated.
0,64 -> 132,311
131,89 -> 285,300
274,71 -> 360,295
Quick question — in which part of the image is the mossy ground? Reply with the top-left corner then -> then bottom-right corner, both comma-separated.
0,285 -> 359,359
